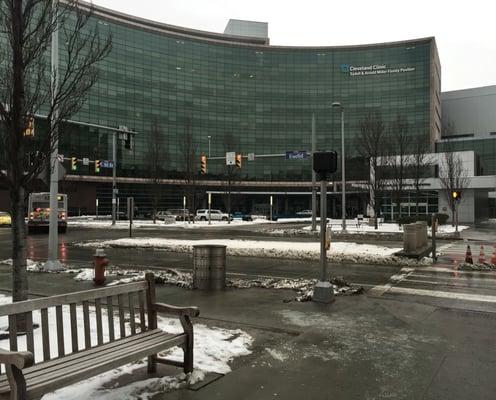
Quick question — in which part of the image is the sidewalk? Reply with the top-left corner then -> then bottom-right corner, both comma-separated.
0,266 -> 495,399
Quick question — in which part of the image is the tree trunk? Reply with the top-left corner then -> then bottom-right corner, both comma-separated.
11,185 -> 28,303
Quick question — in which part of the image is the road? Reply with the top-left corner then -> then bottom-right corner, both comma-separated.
0,226 -> 399,289
1,222 -> 496,313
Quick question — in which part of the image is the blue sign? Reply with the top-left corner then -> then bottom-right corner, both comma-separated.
101,160 -> 114,169
285,151 -> 308,160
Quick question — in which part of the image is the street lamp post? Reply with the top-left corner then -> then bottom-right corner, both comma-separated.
332,102 -> 346,232
207,135 -> 211,158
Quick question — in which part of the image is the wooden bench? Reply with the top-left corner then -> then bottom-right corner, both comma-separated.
0,273 -> 199,400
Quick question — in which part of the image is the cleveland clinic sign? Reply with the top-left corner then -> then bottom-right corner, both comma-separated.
340,64 -> 415,76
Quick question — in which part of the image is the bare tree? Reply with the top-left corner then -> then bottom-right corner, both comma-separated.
411,133 -> 432,215
0,1 -> 111,304
439,139 -> 469,229
147,119 -> 165,223
358,111 -> 389,229
178,122 -> 198,221
388,115 -> 411,221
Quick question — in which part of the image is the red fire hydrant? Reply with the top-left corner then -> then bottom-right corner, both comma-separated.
93,249 -> 109,286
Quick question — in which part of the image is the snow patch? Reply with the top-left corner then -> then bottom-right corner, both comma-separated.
74,237 -> 430,267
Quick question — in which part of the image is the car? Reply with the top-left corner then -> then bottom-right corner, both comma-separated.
296,210 -> 313,217
196,209 -> 231,221
0,212 -> 11,227
163,209 -> 194,221
153,211 -> 176,223
232,211 -> 253,221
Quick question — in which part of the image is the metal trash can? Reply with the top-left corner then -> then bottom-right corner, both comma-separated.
193,245 -> 226,290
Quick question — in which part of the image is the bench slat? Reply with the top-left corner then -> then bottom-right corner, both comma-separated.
41,308 -> 50,361
107,296 -> 114,341
55,306 -> 64,357
138,290 -> 146,332
82,301 -> 91,350
26,311 -> 34,355
69,303 -> 78,353
95,298 -> 103,346
118,294 -> 125,339
24,333 -> 185,397
0,329 -> 167,388
128,293 -> 136,335
0,282 -> 148,316
0,331 -> 181,392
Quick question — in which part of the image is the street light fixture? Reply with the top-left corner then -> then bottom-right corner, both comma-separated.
331,102 -> 346,232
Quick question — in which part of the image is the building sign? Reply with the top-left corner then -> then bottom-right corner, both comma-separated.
339,63 -> 415,76
101,160 -> 114,169
285,151 -> 308,160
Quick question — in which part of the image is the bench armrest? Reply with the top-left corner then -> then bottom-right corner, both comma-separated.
153,302 -> 200,317
0,348 -> 34,369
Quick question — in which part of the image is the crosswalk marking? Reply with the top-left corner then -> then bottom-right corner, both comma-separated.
372,285 -> 496,303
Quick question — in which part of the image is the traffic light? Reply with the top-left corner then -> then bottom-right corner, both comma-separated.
24,115 -> 34,137
200,155 -> 207,174
95,159 -> 100,173
124,133 -> 132,150
235,153 -> 242,168
451,190 -> 462,201
71,157 -> 77,171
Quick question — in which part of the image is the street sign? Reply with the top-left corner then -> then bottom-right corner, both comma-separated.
247,152 -> 255,161
82,157 -> 89,166
226,152 -> 235,165
101,160 -> 114,169
285,150 -> 308,160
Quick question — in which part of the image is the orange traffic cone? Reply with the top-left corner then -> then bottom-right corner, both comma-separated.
478,245 -> 485,264
465,245 -> 473,264
491,244 -> 496,265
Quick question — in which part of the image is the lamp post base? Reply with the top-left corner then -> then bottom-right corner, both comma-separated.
312,281 -> 335,303
42,259 -> 66,272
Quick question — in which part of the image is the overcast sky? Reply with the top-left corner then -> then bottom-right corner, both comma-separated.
93,0 -> 495,92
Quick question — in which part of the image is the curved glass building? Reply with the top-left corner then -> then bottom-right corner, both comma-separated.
41,4 -> 442,215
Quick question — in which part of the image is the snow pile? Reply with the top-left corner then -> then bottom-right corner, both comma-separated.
75,237 -> 427,266
0,294 -> 253,399
104,267 -> 364,301
267,223 -> 468,236
0,258 -> 46,271
456,262 -> 496,271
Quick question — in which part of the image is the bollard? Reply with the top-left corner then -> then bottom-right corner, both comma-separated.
93,249 -> 109,285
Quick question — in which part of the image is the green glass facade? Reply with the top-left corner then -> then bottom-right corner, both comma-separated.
59,6 -> 440,183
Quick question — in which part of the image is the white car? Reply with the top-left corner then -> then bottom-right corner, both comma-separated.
196,209 -> 231,221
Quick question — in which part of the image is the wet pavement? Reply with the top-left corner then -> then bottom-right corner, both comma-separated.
1,222 -> 496,399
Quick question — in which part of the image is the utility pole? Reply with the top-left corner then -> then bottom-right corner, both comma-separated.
311,113 -> 317,231
45,0 -> 64,271
111,132 -> 117,225
312,151 -> 337,304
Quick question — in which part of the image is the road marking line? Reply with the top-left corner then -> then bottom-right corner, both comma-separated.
373,285 -> 496,303
369,268 -> 414,296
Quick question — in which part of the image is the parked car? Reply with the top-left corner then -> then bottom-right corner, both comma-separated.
196,209 -> 231,221
164,209 -> 194,221
232,211 -> 253,221
154,211 -> 177,223
295,209 -> 313,217
0,212 -> 11,227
